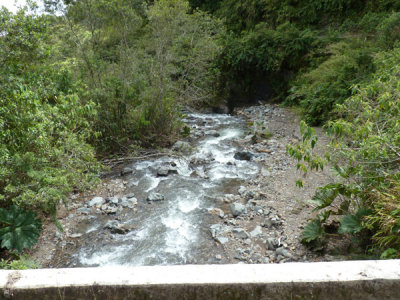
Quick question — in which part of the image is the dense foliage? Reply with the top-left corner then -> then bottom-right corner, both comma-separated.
288,49 -> 400,258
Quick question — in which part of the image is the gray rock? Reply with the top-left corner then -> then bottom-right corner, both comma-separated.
157,166 -> 169,176
250,225 -> 263,238
230,202 -> 247,217
234,151 -> 254,161
124,193 -> 135,199
104,206 -> 118,215
77,207 -> 91,215
263,218 -> 273,228
205,130 -> 220,137
87,197 -> 104,207
276,247 -> 293,259
121,197 -> 138,208
266,237 -> 280,250
215,254 -> 222,260
121,167 -> 133,176
69,233 -> 82,238
232,227 -> 250,239
157,166 -> 178,177
104,220 -> 130,234
210,224 -> 222,238
110,196 -> 119,205
238,186 -> 247,196
215,236 -> 229,245
147,192 -> 165,202
172,141 -> 192,154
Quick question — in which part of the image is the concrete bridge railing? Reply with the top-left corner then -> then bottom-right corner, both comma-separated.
1,260 -> 400,299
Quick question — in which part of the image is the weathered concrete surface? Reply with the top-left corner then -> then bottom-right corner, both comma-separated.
1,260 -> 400,299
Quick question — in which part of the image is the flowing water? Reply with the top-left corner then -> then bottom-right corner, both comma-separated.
67,113 -> 261,267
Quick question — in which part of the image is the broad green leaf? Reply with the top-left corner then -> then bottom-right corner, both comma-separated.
302,220 -> 324,243
0,205 -> 41,253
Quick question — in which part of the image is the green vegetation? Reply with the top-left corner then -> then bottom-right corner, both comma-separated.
287,48 -> 400,257
1,0 -> 400,263
0,0 -> 222,261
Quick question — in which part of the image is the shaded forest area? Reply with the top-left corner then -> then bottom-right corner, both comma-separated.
0,0 -> 399,266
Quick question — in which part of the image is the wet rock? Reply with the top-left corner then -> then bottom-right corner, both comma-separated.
69,233 -> 82,238
232,227 -> 250,239
121,197 -> 138,208
147,192 -> 165,202
205,130 -> 220,137
124,193 -> 135,199
172,141 -> 192,154
109,196 -> 119,205
234,151 -> 254,161
157,166 -> 178,177
104,220 -> 130,234
230,202 -> 247,217
250,225 -> 263,238
121,167 -> 133,176
102,205 -> 118,215
77,207 -> 91,215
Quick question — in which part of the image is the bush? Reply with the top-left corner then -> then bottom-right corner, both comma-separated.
288,41 -> 375,125
288,47 -> 400,257
377,12 -> 400,49
218,22 -> 316,103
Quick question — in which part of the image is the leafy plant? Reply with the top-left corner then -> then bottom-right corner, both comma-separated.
0,205 -> 42,253
288,47 -> 400,257
0,255 -> 39,270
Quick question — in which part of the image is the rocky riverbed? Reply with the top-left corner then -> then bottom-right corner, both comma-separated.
31,103 -> 340,267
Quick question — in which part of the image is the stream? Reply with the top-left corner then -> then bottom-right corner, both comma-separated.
64,112 -> 264,267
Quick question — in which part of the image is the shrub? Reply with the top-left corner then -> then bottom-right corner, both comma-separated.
377,12 -> 400,49
288,47 -> 400,257
288,41 -> 375,125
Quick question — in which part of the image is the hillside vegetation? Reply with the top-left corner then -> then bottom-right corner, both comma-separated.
0,0 -> 399,263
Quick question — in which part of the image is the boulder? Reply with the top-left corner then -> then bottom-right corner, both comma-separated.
205,130 -> 220,137
234,151 -> 254,161
172,141 -> 192,154
230,202 -> 247,217
121,197 -> 138,208
147,192 -> 165,202
157,166 -> 178,177
104,220 -> 130,234
121,167 -> 133,176
87,197 -> 104,207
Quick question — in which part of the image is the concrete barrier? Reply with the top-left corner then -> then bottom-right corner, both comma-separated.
0,260 -> 400,299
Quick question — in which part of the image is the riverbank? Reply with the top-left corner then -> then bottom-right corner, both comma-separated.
30,103 -> 342,267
